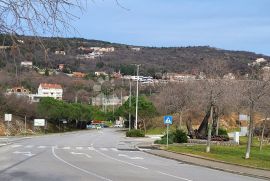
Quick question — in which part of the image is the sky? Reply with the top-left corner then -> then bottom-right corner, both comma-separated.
68,0 -> 270,55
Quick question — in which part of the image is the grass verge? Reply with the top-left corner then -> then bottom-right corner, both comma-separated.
164,137 -> 270,170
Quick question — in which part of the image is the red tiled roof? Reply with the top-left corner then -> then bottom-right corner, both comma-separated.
40,83 -> 62,89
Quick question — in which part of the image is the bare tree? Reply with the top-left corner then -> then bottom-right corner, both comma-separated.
243,80 -> 270,159
0,1 -> 83,36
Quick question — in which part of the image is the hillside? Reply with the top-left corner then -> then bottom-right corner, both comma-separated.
0,35 -> 269,78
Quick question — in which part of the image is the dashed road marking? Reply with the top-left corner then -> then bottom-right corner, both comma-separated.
111,148 -> 119,152
100,148 -> 108,151
88,147 -> 95,151
76,147 -> 83,150
25,145 -> 34,148
62,147 -> 71,150
37,146 -> 47,149
11,145 -> 22,148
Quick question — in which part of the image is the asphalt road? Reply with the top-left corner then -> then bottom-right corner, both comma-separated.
0,128 -> 264,181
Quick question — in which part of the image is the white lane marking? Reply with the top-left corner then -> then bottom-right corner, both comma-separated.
62,147 -> 71,150
70,152 -> 92,158
13,151 -> 35,157
88,147 -> 95,151
11,145 -> 22,148
25,145 -> 34,148
118,154 -> 144,160
94,149 -> 148,170
76,147 -> 83,150
157,171 -> 193,181
38,146 -> 47,149
110,148 -> 118,152
100,148 -> 108,151
51,147 -> 112,181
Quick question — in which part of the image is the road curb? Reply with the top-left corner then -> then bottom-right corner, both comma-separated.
140,148 -> 270,180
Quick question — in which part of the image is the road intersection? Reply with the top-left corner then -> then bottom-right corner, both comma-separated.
0,129 -> 265,181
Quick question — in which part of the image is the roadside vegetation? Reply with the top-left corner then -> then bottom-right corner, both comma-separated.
166,137 -> 270,170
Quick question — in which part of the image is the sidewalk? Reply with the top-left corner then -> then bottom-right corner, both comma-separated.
143,149 -> 270,180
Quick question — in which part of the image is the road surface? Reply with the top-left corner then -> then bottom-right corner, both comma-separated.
0,128 -> 264,181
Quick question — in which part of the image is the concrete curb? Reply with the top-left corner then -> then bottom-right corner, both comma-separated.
138,146 -> 270,180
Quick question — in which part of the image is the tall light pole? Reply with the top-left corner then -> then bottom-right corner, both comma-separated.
135,64 -> 140,129
129,79 -> 132,131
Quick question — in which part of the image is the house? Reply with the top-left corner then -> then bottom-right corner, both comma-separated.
21,61 -> 33,68
58,64 -> 64,71
95,71 -> 108,76
29,83 -> 63,102
73,72 -> 87,78
111,71 -> 122,79
55,50 -> 66,55
92,93 -> 121,106
165,73 -> 196,82
223,73 -> 236,80
6,86 -> 30,97
131,47 -> 141,51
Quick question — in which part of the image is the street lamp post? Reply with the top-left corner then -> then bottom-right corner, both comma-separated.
129,79 -> 132,131
135,64 -> 140,129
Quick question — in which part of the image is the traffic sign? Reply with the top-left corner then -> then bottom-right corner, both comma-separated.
164,116 -> 173,125
4,114 -> 12,122
34,119 -> 45,126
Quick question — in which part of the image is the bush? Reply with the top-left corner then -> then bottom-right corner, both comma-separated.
126,129 -> 145,137
217,128 -> 228,136
173,129 -> 188,143
154,129 -> 188,144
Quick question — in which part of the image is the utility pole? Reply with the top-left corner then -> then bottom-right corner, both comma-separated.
24,115 -> 27,136
135,64 -> 140,129
129,79 -> 132,131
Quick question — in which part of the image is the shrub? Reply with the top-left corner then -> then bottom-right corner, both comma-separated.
126,129 -> 145,137
154,130 -> 188,144
173,129 -> 188,143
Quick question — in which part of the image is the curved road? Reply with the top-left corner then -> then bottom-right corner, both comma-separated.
0,128 -> 264,181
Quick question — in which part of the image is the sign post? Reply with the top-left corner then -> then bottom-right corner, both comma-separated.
4,114 -> 12,143
164,116 -> 173,148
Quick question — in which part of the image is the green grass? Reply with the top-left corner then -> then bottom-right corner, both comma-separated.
165,137 -> 270,170
146,128 -> 165,135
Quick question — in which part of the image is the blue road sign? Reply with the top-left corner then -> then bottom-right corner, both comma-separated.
164,116 -> 173,125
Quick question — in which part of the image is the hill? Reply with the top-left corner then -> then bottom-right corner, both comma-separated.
0,35 -> 269,78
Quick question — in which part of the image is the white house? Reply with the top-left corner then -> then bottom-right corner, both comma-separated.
55,50 -> 66,55
92,93 -> 121,106
21,61 -> 33,68
29,83 -> 63,102
223,73 -> 236,80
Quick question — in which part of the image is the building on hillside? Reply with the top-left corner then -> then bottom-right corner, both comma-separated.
29,83 -> 63,102
73,72 -> 87,78
223,73 -> 236,80
55,50 -> 66,55
131,47 -> 141,51
262,66 -> 270,81
6,86 -> 30,97
111,71 -> 122,79
164,73 -> 196,82
95,71 -> 108,76
92,93 -> 121,106
58,64 -> 65,71
21,61 -> 33,68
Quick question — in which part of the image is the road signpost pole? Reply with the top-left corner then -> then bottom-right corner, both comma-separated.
167,124 -> 169,148
164,115 -> 173,148
5,114 -> 12,143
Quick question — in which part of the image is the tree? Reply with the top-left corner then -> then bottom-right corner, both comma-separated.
160,82 -> 192,129
117,96 -> 157,133
0,1 -> 82,36
243,80 -> 270,159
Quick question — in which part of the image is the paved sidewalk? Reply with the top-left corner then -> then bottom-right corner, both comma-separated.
144,149 -> 270,180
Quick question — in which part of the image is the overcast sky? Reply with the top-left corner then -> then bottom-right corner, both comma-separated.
69,0 -> 270,55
